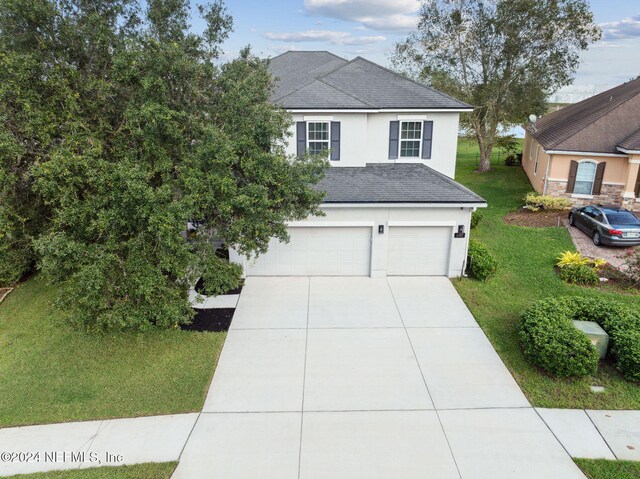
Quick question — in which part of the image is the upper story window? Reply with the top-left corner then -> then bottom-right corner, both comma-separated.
400,121 -> 422,158
574,161 -> 597,195
307,122 -> 329,155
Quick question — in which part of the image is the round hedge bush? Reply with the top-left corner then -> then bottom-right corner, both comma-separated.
520,296 -> 640,381
466,239 -> 497,281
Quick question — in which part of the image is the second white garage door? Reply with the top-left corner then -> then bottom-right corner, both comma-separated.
246,227 -> 371,276
387,226 -> 451,276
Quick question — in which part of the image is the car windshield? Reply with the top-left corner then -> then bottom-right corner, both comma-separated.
606,212 -> 640,225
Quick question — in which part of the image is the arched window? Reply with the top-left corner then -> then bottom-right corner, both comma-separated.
574,161 -> 597,195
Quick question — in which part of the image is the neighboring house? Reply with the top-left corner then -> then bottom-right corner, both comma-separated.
522,78 -> 640,212
230,51 -> 486,278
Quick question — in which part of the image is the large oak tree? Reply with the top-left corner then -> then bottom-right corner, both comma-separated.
0,0 -> 326,330
392,0 -> 601,172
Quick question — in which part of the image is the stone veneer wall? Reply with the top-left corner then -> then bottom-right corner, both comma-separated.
546,181 -> 625,207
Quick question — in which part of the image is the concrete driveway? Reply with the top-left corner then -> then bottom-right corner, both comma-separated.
172,277 -> 586,479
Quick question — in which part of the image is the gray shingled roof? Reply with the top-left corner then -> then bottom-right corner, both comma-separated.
528,77 -> 640,154
269,51 -> 472,110
314,163 -> 486,204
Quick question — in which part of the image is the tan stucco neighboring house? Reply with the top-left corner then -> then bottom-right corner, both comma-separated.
522,78 -> 640,212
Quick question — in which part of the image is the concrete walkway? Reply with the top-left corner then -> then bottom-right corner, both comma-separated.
2,277 -> 639,478
537,408 -> 640,461
0,414 -> 197,476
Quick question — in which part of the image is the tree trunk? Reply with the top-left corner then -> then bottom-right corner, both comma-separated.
475,132 -> 493,173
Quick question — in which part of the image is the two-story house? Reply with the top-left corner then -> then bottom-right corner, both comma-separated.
230,51 -> 486,278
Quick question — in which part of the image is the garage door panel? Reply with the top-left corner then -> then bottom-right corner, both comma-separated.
387,227 -> 451,276
247,227 -> 371,276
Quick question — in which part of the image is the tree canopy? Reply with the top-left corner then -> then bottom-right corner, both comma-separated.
0,0 -> 326,330
392,0 -> 601,172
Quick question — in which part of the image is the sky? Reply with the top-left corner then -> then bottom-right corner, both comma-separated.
190,0 -> 640,93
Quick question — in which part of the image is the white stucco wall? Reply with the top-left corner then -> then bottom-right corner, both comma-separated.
285,111 -> 461,179
230,205 -> 476,278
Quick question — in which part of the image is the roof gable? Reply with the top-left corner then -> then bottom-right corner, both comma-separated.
268,51 -> 471,110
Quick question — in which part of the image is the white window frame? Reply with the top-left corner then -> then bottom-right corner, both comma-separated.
574,160 -> 598,196
399,120 -> 423,158
306,121 -> 330,156
533,145 -> 540,175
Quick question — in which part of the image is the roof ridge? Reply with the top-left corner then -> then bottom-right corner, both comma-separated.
271,54 -> 352,102
542,79 -> 640,149
348,56 -> 473,109
269,50 -> 347,61
316,78 -> 375,108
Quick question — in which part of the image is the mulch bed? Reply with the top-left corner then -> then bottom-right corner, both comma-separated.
503,209 -> 568,228
180,308 -> 235,332
194,278 -> 244,296
0,288 -> 13,304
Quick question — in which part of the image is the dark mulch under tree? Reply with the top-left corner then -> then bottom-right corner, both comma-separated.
194,278 -> 244,296
503,209 -> 568,228
181,308 -> 235,332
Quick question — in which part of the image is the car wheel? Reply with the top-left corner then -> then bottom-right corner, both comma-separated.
592,231 -> 602,246
569,214 -> 576,227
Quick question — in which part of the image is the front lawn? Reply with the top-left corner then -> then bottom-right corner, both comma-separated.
575,459 -> 640,479
454,139 -> 640,409
0,277 -> 225,427
4,463 -> 176,479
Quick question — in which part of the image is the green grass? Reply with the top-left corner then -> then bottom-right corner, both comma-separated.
3,462 -> 176,479
575,459 -> 640,479
454,139 -> 640,409
0,277 -> 225,427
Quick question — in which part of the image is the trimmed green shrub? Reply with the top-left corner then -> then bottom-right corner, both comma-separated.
558,264 -> 599,285
521,296 -> 640,380
467,239 -> 498,281
520,298 -> 599,377
470,210 -> 483,229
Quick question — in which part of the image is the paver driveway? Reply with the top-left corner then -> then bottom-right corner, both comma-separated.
172,277 -> 586,479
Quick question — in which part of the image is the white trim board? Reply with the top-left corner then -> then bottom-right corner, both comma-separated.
321,203 -> 487,209
546,150 -> 628,158
388,221 -> 456,227
287,108 -> 474,114
286,221 -> 375,228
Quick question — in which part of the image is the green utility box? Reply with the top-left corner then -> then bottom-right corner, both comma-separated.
573,320 -> 610,359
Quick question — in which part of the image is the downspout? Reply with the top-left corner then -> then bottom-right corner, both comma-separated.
543,154 -> 552,196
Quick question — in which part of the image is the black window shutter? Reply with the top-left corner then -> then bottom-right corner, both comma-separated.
592,162 -> 606,195
388,121 -> 399,159
566,160 -> 578,193
421,121 -> 433,159
296,122 -> 306,157
330,122 -> 340,161
635,169 -> 640,197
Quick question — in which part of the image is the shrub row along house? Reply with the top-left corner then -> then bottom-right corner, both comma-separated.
229,51 -> 486,277
522,77 -> 640,211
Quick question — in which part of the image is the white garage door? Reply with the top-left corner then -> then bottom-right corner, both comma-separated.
387,226 -> 451,276
246,227 -> 371,276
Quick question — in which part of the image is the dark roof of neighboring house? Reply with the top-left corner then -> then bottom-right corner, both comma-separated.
528,77 -> 640,154
315,163 -> 486,204
618,126 -> 640,151
268,51 -> 472,110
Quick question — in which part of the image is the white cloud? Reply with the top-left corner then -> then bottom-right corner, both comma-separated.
304,0 -> 419,32
264,29 -> 386,46
601,15 -> 640,40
